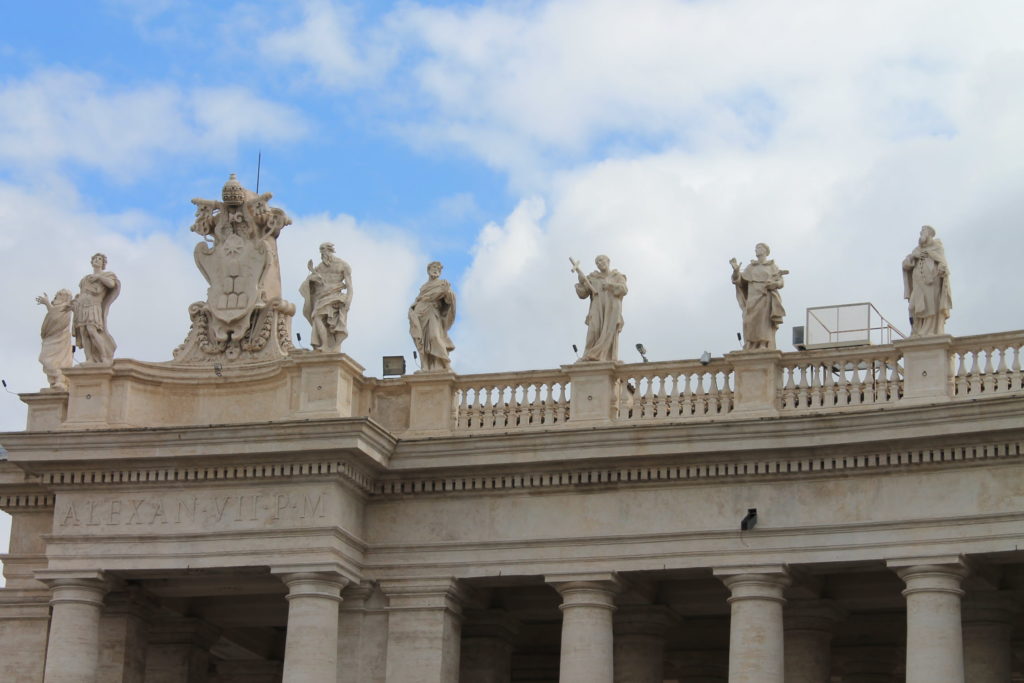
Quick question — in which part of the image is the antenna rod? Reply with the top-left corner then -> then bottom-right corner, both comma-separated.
256,150 -> 262,194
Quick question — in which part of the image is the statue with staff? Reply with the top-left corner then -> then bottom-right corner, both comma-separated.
570,254 -> 628,362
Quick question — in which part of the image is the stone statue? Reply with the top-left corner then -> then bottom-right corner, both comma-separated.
173,174 -> 296,363
408,261 -> 456,372
730,243 -> 786,351
71,253 -> 120,364
902,225 -> 952,337
571,254 -> 628,362
299,242 -> 352,353
35,289 -> 74,388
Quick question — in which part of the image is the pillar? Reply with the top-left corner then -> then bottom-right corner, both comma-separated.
278,571 -> 348,683
893,561 -> 968,683
836,646 -> 899,682
665,651 -> 727,682
962,592 -> 1014,683
42,575 -> 109,683
613,605 -> 670,683
548,574 -> 620,683
98,589 -> 150,683
144,617 -> 219,683
459,609 -> 519,683
714,567 -> 790,683
783,599 -> 845,683
382,578 -> 466,683
337,583 -> 388,683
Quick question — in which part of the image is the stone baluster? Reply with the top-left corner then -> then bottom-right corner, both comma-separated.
714,567 -> 790,683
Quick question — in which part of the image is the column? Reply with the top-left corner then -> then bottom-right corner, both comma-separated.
144,617 -> 220,683
98,589 -> 150,683
459,609 -> 519,683
41,574 -> 109,683
962,592 -> 1014,683
382,578 -> 466,683
714,567 -> 790,683
337,583 -> 388,683
835,646 -> 899,682
548,574 -> 620,683
613,605 -> 670,683
892,561 -> 968,683
665,651 -> 728,682
783,599 -> 845,683
278,571 -> 348,683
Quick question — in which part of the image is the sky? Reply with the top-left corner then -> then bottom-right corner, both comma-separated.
1,0 -> 1023,574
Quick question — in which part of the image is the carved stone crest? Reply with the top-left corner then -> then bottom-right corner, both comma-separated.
173,174 -> 296,363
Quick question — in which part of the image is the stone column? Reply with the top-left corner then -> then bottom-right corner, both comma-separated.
714,567 -> 790,683
665,651 -> 728,682
613,605 -> 670,683
337,583 -> 388,683
962,592 -> 1014,683
278,571 -> 348,683
98,589 -> 150,683
548,574 -> 620,683
459,609 -> 519,683
144,617 -> 220,683
835,646 -> 900,682
382,578 -> 466,683
41,574 -> 109,683
892,561 -> 968,683
783,599 -> 845,683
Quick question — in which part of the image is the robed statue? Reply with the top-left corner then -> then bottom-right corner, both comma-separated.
571,254 -> 628,362
902,225 -> 952,337
71,253 -> 120,364
409,261 -> 456,372
36,289 -> 74,388
730,243 -> 786,351
300,242 -> 352,353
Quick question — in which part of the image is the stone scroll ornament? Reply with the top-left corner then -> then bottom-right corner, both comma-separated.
173,174 -> 297,363
571,254 -> 628,362
730,243 -> 787,350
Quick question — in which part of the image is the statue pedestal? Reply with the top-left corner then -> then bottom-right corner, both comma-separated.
407,372 -> 457,435
20,390 -> 69,432
563,361 -> 619,425
894,335 -> 953,404
726,349 -> 782,418
293,352 -> 365,420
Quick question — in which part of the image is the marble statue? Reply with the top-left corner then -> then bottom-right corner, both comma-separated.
730,243 -> 786,351
902,225 -> 952,337
571,254 -> 628,362
299,242 -> 352,353
35,289 -> 74,388
71,253 -> 120,364
173,174 -> 297,363
409,261 -> 456,372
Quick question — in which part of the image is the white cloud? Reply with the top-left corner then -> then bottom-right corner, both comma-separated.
0,69 -> 307,181
259,0 -> 395,90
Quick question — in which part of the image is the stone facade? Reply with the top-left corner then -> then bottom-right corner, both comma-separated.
2,330 -> 1024,681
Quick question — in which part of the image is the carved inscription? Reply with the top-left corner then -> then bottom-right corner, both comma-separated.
57,490 -> 328,530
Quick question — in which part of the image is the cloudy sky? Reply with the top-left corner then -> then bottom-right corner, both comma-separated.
1,0 -> 1023,568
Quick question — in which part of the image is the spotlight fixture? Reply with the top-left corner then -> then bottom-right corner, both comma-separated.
213,363 -> 223,377
699,351 -> 711,365
635,343 -> 649,363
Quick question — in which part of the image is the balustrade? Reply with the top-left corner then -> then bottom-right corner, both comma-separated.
454,371 -> 570,431
951,331 -> 1024,398
614,361 -> 734,421
779,347 -> 902,412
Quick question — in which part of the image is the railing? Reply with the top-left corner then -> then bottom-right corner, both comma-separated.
614,360 -> 734,421
779,346 -> 902,412
951,331 -> 1024,398
454,369 -> 571,431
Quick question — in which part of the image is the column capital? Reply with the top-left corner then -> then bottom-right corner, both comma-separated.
889,559 -> 969,598
379,576 -> 469,616
715,566 -> 791,604
35,569 -> 110,607
547,572 -> 621,611
275,571 -> 349,603
783,598 -> 847,632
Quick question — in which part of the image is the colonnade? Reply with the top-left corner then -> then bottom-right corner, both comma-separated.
36,560 -> 1008,682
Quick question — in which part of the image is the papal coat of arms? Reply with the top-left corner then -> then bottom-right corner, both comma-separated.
172,174 -> 296,363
